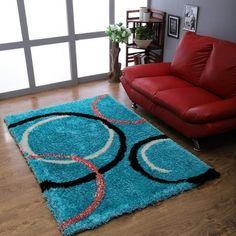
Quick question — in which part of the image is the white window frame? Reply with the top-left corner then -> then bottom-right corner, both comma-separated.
0,0 -> 115,99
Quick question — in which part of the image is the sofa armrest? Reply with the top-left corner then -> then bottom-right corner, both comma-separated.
186,97 -> 236,123
122,62 -> 171,81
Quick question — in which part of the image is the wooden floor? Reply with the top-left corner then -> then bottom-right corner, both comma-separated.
0,80 -> 235,236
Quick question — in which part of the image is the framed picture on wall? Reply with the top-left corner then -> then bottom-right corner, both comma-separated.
183,5 -> 199,32
167,15 -> 180,38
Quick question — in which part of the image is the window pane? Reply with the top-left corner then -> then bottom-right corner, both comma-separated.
0,49 -> 29,93
0,0 -> 22,43
115,0 -> 148,68
24,0 -> 68,40
76,38 -> 109,77
73,0 -> 109,34
32,43 -> 71,86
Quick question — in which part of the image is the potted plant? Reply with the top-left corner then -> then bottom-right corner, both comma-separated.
134,25 -> 155,48
105,22 -> 131,82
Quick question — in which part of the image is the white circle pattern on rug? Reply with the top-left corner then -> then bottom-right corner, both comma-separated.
19,115 -> 115,164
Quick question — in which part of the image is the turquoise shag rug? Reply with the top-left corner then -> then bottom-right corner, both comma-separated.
4,94 -> 219,235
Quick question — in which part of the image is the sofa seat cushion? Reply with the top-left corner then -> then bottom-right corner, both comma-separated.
185,97 -> 236,123
170,32 -> 214,85
154,87 -> 221,123
131,75 -> 193,99
199,40 -> 236,98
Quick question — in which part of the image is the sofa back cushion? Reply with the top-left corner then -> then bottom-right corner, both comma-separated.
171,32 -> 214,85
199,40 -> 236,98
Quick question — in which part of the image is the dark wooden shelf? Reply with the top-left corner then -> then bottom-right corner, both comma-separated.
126,9 -> 166,66
127,17 -> 164,23
127,42 -> 163,50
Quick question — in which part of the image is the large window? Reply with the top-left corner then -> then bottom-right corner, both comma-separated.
0,0 -> 147,99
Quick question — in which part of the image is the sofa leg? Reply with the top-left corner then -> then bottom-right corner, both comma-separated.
132,102 -> 137,109
192,138 -> 201,151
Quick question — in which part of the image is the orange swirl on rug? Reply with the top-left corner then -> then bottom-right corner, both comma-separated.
29,153 -> 105,233
92,95 -> 145,124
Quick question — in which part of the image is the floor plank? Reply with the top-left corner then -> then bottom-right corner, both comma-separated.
0,80 -> 235,236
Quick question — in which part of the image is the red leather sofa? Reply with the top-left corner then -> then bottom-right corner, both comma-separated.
121,32 -> 236,149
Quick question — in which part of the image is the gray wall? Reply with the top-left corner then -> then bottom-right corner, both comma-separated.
150,0 -> 236,61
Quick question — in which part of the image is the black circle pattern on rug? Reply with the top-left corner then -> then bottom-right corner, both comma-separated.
128,135 -> 220,185
9,112 -> 127,192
